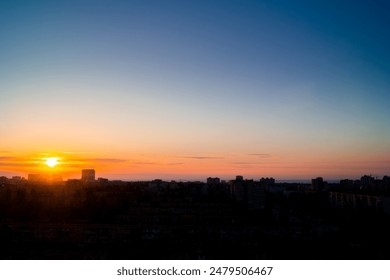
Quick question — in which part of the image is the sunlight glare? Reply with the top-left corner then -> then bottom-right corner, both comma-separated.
45,157 -> 59,168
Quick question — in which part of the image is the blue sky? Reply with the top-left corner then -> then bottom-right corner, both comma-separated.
1,0 -> 389,180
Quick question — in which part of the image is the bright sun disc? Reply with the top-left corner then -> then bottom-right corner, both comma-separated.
45,157 -> 59,168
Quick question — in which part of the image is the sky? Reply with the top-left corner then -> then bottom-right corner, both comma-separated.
1,0 -> 390,181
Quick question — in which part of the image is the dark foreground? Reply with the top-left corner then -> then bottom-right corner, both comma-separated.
1,179 -> 390,259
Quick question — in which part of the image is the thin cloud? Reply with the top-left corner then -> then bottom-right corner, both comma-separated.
247,153 -> 272,157
128,161 -> 184,167
0,156 -> 35,167
0,156 -> 16,160
182,156 -> 224,160
231,162 -> 266,165
59,158 -> 128,167
84,158 -> 128,163
0,162 -> 36,167
130,161 -> 157,165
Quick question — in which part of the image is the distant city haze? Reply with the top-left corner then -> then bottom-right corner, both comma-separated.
1,1 -> 389,181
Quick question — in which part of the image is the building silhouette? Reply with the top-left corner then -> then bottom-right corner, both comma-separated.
81,169 -> 95,182
311,177 -> 325,191
28,173 -> 44,183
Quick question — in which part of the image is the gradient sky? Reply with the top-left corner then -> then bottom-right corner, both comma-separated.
1,0 -> 390,181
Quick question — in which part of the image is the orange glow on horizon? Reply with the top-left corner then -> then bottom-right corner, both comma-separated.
0,150 -> 389,181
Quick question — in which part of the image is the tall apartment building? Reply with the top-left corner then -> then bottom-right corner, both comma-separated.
81,169 -> 95,182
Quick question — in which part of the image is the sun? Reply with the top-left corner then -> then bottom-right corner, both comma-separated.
45,157 -> 59,168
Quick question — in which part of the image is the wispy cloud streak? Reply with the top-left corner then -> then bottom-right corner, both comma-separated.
181,156 -> 224,160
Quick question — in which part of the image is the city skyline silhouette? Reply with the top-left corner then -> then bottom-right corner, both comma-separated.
2,169 -> 390,259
